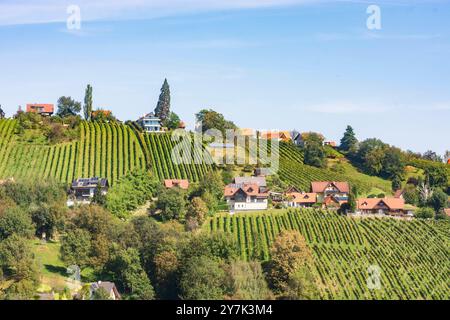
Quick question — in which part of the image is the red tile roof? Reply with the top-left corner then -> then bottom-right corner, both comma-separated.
224,183 -> 268,198
311,181 -> 350,193
164,179 -> 189,190
286,192 -> 317,204
26,104 -> 54,114
259,131 -> 291,142
357,198 -> 405,210
444,208 -> 450,217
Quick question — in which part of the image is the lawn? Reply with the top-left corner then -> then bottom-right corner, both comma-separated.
31,239 -> 68,291
30,239 -> 96,292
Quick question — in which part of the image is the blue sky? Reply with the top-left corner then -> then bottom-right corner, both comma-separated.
0,0 -> 449,155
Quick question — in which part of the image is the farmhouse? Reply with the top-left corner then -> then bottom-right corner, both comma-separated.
356,197 -> 408,216
164,179 -> 189,190
285,192 -> 317,208
26,103 -> 54,116
224,176 -> 268,211
311,181 -> 349,203
137,112 -> 163,133
259,130 -> 291,142
70,177 -> 109,201
90,281 -> 121,300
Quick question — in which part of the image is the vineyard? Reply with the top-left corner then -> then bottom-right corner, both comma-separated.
205,209 -> 450,300
0,119 -> 215,185
131,125 -> 215,182
278,142 -> 391,194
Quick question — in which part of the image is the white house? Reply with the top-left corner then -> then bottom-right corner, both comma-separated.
137,112 -> 163,133
224,177 -> 268,212
224,183 -> 268,211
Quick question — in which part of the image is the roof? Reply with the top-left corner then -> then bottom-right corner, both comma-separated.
92,110 -> 111,117
357,198 -> 405,210
444,208 -> 450,216
323,195 -> 346,206
234,176 -> 267,187
259,130 -> 291,141
238,128 -> 256,136
447,159 -> 450,164
224,183 -> 268,198
91,281 -> 121,299
26,104 -> 54,113
138,112 -> 160,120
286,192 -> 317,204
178,121 -> 186,129
324,141 -> 337,147
72,177 -> 108,189
311,181 -> 350,193
164,179 -> 189,189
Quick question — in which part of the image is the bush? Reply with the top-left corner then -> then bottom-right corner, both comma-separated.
415,207 -> 434,219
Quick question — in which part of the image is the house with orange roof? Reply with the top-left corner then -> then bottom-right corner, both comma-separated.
26,103 -> 54,116
224,177 -> 268,211
356,197 -> 408,215
311,181 -> 350,204
164,179 -> 189,190
238,128 -> 256,138
285,192 -> 317,208
259,130 -> 291,142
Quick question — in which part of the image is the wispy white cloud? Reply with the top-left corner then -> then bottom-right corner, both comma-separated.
0,0 -> 315,26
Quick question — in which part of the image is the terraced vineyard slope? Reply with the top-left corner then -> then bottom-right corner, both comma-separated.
0,120 -> 215,184
205,209 -> 450,300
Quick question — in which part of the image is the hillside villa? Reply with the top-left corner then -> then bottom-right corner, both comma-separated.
137,112 -> 163,133
90,281 -> 121,300
224,176 -> 269,212
284,192 -> 317,208
311,181 -> 349,204
259,130 -> 291,142
164,179 -> 189,190
68,177 -> 109,205
26,103 -> 54,116
356,197 -> 413,216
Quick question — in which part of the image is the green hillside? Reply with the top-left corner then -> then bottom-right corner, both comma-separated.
205,209 -> 450,300
0,119 -> 215,184
278,142 -> 392,195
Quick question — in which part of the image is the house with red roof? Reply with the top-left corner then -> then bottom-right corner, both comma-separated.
224,177 -> 268,211
164,179 -> 189,190
285,192 -> 317,208
311,181 -> 349,203
26,103 -> 54,116
356,197 -> 408,215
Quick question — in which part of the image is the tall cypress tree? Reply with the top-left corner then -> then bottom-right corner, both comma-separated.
154,79 -> 171,122
0,105 -> 5,119
340,125 -> 358,152
83,84 -> 93,121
